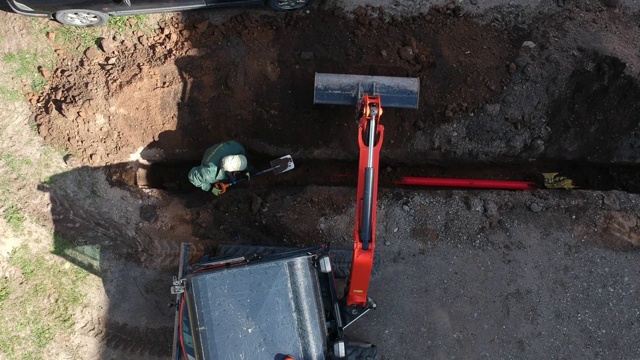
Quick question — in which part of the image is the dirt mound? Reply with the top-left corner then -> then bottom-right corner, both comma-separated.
34,8 -> 515,165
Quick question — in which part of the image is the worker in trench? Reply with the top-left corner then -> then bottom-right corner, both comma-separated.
188,140 -> 250,195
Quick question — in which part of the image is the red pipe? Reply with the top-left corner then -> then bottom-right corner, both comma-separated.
395,176 -> 536,190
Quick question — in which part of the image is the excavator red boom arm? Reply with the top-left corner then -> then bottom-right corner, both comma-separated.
347,94 -> 384,307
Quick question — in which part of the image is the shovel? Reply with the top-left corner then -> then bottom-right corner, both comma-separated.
213,155 -> 294,194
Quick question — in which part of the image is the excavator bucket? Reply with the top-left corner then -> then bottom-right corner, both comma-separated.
313,73 -> 420,109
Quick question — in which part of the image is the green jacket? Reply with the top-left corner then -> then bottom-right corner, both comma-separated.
188,141 -> 246,191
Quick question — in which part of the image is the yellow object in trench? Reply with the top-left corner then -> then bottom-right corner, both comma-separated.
543,172 -> 577,189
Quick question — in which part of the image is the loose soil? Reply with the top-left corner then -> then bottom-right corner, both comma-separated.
34,7 -> 515,164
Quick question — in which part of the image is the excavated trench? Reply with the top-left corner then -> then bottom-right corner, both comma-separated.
105,159 -> 640,193
34,6 -> 640,274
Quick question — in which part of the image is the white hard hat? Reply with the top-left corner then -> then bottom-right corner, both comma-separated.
220,155 -> 247,172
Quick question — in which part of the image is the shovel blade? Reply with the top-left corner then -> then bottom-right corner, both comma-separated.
270,155 -> 295,175
313,73 -> 420,109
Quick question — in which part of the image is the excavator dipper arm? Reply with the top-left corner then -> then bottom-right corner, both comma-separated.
347,94 -> 384,308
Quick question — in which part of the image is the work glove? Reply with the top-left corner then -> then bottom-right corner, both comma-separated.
212,182 -> 229,196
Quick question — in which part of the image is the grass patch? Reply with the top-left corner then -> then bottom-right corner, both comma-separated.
1,153 -> 32,172
51,234 -> 100,275
1,244 -> 91,355
0,332 -> 17,358
8,244 -> 44,281
51,233 -> 78,256
31,76 -> 47,93
108,15 -> 148,33
42,146 -> 73,163
0,86 -> 22,101
2,50 -> 54,92
3,51 -> 41,78
0,278 -> 9,302
3,203 -> 26,232
48,26 -> 99,53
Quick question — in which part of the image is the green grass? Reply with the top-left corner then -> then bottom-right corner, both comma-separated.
32,317 -> 54,348
0,86 -> 22,101
0,146 -> 35,234
42,146 -> 73,164
51,234 -> 100,275
9,249 -> 38,284
1,244 -> 91,355
1,153 -> 32,172
31,76 -> 47,93
50,25 -> 99,52
108,15 -> 147,33
3,203 -> 26,232
51,233 -> 78,256
3,51 -> 41,78
2,50 -> 54,92
0,16 -> 100,359
0,332 -> 16,358
0,278 -> 9,303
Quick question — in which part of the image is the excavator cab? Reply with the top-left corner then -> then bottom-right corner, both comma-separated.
171,243 -> 374,360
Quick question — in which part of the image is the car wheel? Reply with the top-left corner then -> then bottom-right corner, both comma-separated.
268,0 -> 314,11
55,9 -> 109,27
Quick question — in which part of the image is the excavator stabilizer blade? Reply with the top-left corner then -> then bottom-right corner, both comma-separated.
313,73 -> 420,109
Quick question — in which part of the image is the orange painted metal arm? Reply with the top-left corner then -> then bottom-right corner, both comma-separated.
347,95 -> 383,307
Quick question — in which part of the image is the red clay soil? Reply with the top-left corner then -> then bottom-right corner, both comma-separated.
34,7 -> 516,165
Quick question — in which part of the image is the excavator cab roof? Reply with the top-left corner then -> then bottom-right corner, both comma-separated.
174,246 -> 329,360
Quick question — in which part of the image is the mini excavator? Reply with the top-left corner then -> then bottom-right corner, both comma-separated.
171,73 -> 419,360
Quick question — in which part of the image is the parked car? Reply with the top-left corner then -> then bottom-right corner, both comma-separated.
5,0 -> 313,27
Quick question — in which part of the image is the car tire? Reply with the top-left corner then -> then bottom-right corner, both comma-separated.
55,9 -> 109,27
268,0 -> 314,11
